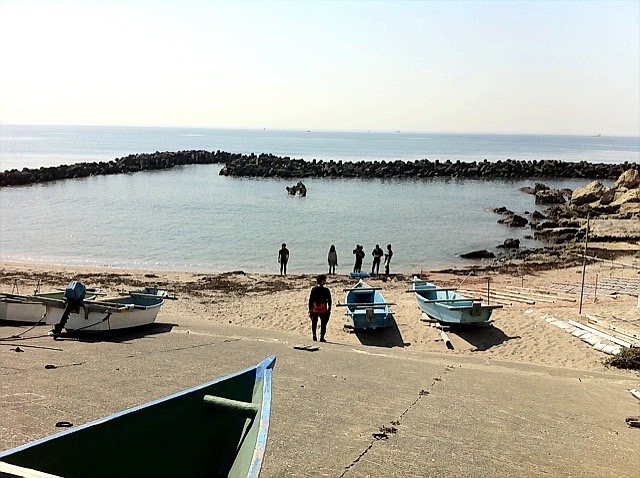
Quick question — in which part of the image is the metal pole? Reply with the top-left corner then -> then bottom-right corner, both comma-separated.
487,278 -> 490,305
578,214 -> 590,314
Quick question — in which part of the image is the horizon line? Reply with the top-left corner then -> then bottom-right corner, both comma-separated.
1,123 -> 638,139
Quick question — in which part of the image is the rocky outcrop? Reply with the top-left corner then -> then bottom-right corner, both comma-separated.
614,169 -> 640,189
535,189 -> 566,205
525,169 -> 639,244
570,180 -> 608,206
460,249 -> 496,259
478,169 -> 640,265
498,214 -> 528,227
497,238 -> 520,249
493,207 -> 513,214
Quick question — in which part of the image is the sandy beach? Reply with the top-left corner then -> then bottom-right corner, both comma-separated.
2,259 -> 638,370
1,258 -> 639,476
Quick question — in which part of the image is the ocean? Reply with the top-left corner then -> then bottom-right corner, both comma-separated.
1,125 -> 638,274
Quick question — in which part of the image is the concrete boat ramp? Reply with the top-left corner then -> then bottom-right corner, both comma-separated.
1,315 -> 638,477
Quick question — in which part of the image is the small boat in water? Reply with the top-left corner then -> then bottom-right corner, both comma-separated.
339,279 -> 393,329
0,355 -> 276,478
0,289 -> 100,324
412,277 -> 501,325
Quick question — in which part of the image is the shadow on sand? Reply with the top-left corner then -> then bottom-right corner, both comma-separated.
450,323 -> 520,351
352,316 -> 409,348
55,322 -> 178,344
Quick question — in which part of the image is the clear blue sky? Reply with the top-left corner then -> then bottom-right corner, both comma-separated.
1,0 -> 638,135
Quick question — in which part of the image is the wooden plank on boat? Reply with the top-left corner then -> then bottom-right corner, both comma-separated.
342,287 -> 382,292
419,298 -> 481,304
405,287 -> 457,293
337,302 -> 395,307
0,293 -> 65,307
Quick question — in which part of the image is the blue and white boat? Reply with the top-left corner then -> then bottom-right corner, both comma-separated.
341,279 -> 393,329
412,277 -> 501,325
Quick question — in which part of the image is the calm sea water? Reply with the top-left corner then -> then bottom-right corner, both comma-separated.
1,125 -> 637,274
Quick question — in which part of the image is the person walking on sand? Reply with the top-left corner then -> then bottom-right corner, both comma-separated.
384,244 -> 393,276
278,243 -> 289,275
371,244 -> 384,275
328,245 -> 338,275
308,274 -> 332,342
353,245 -> 364,273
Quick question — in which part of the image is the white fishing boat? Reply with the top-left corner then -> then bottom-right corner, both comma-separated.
1,285 -> 165,333
44,293 -> 165,333
0,289 -> 99,324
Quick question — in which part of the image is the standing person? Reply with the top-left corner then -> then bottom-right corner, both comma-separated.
353,245 -> 364,273
371,244 -> 384,275
308,274 -> 332,342
384,244 -> 393,276
278,243 -> 289,275
328,245 -> 338,275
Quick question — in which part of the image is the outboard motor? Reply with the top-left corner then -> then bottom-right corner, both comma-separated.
50,281 -> 86,335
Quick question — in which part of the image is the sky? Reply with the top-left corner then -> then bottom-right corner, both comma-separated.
0,0 -> 639,136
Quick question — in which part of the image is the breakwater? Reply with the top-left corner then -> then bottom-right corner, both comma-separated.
1,150 -> 636,187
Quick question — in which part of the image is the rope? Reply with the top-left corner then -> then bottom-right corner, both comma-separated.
0,311 -> 48,340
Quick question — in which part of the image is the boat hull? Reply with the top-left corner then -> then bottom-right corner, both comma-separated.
345,280 -> 391,329
0,300 -> 47,324
0,356 -> 276,478
1,292 -> 96,324
45,295 -> 163,332
413,277 -> 499,325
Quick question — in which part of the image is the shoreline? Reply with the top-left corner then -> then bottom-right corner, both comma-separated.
2,257 -> 638,374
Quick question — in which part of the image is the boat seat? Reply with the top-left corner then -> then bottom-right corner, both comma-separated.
97,295 -> 131,303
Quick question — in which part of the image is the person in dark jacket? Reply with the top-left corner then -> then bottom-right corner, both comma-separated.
371,244 -> 384,275
308,274 -> 332,342
353,245 -> 365,273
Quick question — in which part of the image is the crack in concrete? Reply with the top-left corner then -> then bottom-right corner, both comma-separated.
340,367 -> 450,476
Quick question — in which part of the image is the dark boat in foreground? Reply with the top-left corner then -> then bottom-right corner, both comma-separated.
0,356 -> 276,478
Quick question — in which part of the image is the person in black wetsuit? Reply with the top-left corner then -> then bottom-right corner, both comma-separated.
308,274 -> 332,342
278,243 -> 289,275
